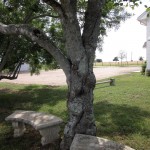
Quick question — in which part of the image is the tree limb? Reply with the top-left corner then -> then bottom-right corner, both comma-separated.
0,23 -> 71,78
29,14 -> 59,21
23,11 -> 34,23
60,0 -> 77,13
42,0 -> 64,17
59,0 -> 85,64
70,0 -> 77,12
82,0 -> 106,50
0,39 -> 11,72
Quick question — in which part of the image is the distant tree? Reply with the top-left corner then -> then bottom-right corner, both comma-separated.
118,50 -> 126,65
141,61 -> 147,75
139,56 -> 144,61
113,56 -> 119,62
96,59 -> 103,62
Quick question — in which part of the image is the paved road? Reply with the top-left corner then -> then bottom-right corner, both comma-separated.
0,66 -> 140,86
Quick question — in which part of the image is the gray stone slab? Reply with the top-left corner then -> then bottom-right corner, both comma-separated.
70,134 -> 135,150
5,110 -> 63,130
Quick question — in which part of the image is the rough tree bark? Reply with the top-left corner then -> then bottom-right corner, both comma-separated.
0,0 -> 105,149
58,1 -> 104,149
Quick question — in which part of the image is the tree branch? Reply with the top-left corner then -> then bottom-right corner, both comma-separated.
60,0 -> 77,13
42,0 -> 64,17
23,6 -> 59,23
27,14 -> 59,23
59,0 -> 85,64
82,0 -> 106,50
0,39 -> 11,72
72,0 -> 77,11
23,11 -> 34,23
0,23 -> 71,78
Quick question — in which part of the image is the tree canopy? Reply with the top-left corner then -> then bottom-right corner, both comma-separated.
139,56 -> 144,61
113,56 -> 119,61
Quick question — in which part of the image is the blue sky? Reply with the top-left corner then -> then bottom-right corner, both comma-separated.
96,0 -> 150,62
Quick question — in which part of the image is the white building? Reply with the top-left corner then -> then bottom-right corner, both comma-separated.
20,63 -> 30,72
138,11 -> 150,74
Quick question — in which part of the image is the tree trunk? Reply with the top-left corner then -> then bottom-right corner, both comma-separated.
61,60 -> 96,150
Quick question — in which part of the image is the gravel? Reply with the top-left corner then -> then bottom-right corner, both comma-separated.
0,66 -> 141,86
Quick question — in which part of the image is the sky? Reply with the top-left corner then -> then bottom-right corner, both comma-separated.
96,0 -> 150,62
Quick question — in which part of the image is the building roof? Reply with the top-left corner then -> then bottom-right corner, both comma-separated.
137,11 -> 148,26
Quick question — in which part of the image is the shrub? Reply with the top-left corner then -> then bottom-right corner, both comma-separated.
113,57 -> 119,61
96,59 -> 102,62
145,69 -> 150,76
141,61 -> 146,75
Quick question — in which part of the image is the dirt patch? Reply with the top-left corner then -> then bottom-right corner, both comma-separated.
0,67 -> 140,86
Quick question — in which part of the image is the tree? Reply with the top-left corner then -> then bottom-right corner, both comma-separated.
139,56 -> 144,61
96,59 -> 103,62
0,0 -> 141,149
118,50 -> 127,65
113,56 -> 119,62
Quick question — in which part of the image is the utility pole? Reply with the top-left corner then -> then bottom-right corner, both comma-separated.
131,52 -> 133,62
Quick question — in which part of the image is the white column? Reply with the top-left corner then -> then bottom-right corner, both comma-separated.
146,17 -> 150,70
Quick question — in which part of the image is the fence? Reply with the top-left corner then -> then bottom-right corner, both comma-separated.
96,78 -> 115,86
94,61 -> 144,67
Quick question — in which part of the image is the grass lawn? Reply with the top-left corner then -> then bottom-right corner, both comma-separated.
0,73 -> 150,150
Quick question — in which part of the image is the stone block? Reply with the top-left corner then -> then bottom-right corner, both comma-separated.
70,134 -> 135,150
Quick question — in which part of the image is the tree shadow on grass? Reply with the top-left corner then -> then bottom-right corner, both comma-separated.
0,84 -> 68,150
94,101 -> 150,138
0,85 -> 67,110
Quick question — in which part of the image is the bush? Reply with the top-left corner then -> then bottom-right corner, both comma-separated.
96,59 -> 102,62
141,61 -> 146,75
141,62 -> 150,76
145,69 -> 150,76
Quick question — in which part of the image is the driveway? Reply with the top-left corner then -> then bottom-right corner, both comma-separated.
0,66 -> 140,86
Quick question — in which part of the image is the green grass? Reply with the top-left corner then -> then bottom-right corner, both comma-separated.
0,73 -> 150,150
94,73 -> 150,150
